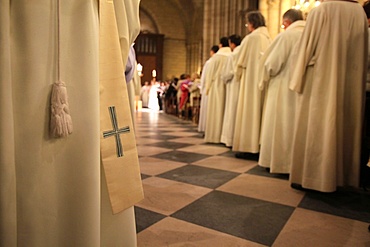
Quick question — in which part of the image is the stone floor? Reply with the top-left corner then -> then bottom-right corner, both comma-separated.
134,109 -> 370,247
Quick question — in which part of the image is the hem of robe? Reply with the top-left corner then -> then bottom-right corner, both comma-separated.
232,146 -> 260,154
258,157 -> 291,174
259,163 -> 290,174
205,140 -> 221,144
204,136 -> 221,143
220,135 -> 233,147
290,177 -> 337,193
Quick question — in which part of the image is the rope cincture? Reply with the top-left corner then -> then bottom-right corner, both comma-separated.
50,0 -> 73,138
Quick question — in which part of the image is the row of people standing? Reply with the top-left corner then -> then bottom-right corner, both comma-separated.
140,79 -> 166,111
140,75 -> 202,116
198,0 -> 368,194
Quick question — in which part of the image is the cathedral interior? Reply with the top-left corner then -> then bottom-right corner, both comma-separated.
3,1 -> 369,246
136,0 -> 366,83
133,0 -> 370,245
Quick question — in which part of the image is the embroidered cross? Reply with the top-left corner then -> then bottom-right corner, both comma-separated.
103,106 -> 130,157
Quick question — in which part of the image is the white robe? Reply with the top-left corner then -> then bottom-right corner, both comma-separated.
289,0 -> 368,192
141,85 -> 150,107
232,27 -> 272,153
0,0 -> 141,246
258,21 -> 306,173
205,47 -> 232,143
198,58 -> 212,132
220,45 -> 242,147
148,85 -> 160,111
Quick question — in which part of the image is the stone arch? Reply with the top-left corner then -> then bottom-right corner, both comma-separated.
139,8 -> 159,34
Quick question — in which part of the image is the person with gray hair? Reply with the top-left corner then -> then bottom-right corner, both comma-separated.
257,9 -> 305,174
233,11 -> 272,159
281,9 -> 304,30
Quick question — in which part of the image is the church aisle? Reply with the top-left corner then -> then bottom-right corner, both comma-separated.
134,110 -> 370,246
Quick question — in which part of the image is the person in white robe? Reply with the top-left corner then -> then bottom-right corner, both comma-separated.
198,45 -> 219,133
141,81 -> 150,108
258,10 -> 305,174
0,1 -> 143,246
289,0 -> 368,192
232,11 -> 272,158
220,34 -> 242,147
205,38 -> 232,143
148,80 -> 160,111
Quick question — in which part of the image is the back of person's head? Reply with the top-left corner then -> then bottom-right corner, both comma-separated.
211,45 -> 219,54
180,74 -> 187,80
364,1 -> 370,19
283,9 -> 303,23
228,34 -> 241,46
219,37 -> 229,47
246,11 -> 266,29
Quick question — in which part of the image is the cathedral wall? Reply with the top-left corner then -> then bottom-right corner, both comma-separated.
163,39 -> 187,80
140,0 -> 187,80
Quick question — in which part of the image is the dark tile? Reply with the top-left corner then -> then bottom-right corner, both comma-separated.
151,150 -> 210,163
172,191 -> 295,246
185,126 -> 199,134
202,142 -> 227,147
189,132 -> 205,139
146,134 -> 180,140
218,150 -> 236,158
145,141 -> 193,150
158,165 -> 239,189
246,165 -> 289,180
134,206 -> 166,233
234,152 -> 260,161
141,174 -> 151,180
298,189 -> 370,223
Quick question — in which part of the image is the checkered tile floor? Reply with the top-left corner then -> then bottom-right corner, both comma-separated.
134,110 -> 370,246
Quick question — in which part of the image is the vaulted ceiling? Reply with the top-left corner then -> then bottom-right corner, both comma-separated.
140,0 -> 204,41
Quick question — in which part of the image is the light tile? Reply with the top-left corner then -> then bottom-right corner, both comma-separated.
217,174 -> 305,207
139,157 -> 187,176
135,137 -> 162,146
193,156 -> 257,173
273,208 -> 370,247
135,132 -> 157,138
137,145 -> 172,157
178,145 -> 230,155
156,127 -> 189,132
135,127 -> 155,131
137,217 -> 266,247
136,177 -> 211,215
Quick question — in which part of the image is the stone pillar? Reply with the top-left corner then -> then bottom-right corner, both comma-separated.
202,0 -> 251,65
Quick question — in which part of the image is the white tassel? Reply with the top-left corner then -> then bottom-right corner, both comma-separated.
50,80 -> 73,138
